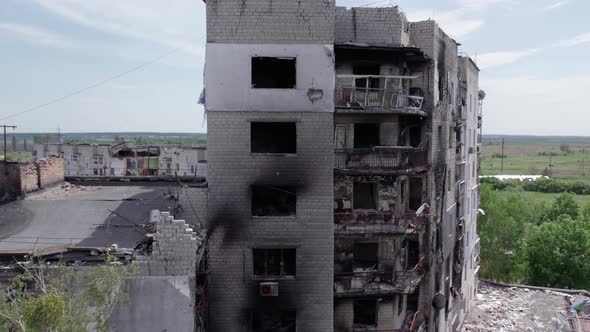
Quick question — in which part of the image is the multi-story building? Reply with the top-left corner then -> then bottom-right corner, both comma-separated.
203,1 -> 481,331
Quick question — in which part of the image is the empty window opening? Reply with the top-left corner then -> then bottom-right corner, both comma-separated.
407,240 -> 420,268
251,122 -> 296,154
437,126 -> 443,151
353,64 -> 380,89
354,123 -> 380,149
409,126 -> 421,148
253,248 -> 296,277
407,291 -> 419,313
251,310 -> 296,332
252,57 -> 296,89
353,299 -> 378,327
397,295 -> 404,316
252,185 -> 296,216
409,178 -> 422,211
353,242 -> 378,270
353,182 -> 377,210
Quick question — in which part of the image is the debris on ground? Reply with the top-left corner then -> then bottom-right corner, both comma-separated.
462,282 -> 590,331
28,182 -> 101,200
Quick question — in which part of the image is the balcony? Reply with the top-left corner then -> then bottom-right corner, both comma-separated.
334,147 -> 427,172
334,256 -> 428,297
335,75 -> 425,115
334,212 -> 427,236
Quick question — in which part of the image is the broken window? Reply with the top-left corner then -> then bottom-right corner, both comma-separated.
252,57 -> 296,89
353,242 -> 378,270
409,177 -> 422,211
253,248 -> 296,277
353,182 -> 377,210
353,64 -> 380,89
409,126 -> 421,148
407,291 -> 419,313
353,299 -> 377,327
406,240 -> 420,269
251,122 -> 296,154
354,123 -> 380,149
252,185 -> 296,216
251,310 -> 296,332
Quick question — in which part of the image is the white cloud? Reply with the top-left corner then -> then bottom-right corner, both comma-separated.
34,0 -> 206,65
475,49 -> 539,69
543,1 -> 569,11
555,32 -> 590,48
0,22 -> 73,47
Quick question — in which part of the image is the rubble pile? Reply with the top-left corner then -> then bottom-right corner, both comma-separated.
462,283 -> 588,332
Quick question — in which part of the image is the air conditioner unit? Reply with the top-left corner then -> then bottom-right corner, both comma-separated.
259,282 -> 279,297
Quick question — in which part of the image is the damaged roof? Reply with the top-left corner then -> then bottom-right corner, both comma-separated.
0,183 -> 179,253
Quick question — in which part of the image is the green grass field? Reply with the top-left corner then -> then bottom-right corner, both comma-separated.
496,190 -> 590,206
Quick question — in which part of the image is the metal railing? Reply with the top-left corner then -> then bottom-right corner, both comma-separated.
334,212 -> 426,236
334,256 -> 427,297
334,147 -> 427,170
335,75 -> 425,113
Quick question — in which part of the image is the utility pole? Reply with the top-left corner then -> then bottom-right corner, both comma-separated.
549,154 -> 553,178
1,124 -> 17,175
500,138 -> 505,174
57,126 -> 61,143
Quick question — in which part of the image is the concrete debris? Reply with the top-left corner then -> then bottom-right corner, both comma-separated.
462,283 -> 590,332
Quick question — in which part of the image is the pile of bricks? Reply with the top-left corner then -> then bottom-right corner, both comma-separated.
139,211 -> 205,277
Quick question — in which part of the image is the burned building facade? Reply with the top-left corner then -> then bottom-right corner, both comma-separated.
203,1 -> 481,331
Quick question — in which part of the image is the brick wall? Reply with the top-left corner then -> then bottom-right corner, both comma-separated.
37,158 -> 64,189
206,0 -> 335,44
335,6 -> 410,46
175,186 -> 208,229
138,211 -> 206,277
0,157 -> 64,200
207,111 -> 334,332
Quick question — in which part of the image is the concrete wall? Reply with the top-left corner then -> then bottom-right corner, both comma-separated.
109,276 -> 196,332
206,0 -> 335,44
204,43 -> 335,113
335,6 -> 410,46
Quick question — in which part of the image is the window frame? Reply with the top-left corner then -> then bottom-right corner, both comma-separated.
252,248 -> 297,279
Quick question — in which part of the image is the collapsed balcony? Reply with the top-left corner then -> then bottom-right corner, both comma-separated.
334,147 -> 427,172
334,212 -> 427,236
335,75 -> 425,115
334,256 -> 428,297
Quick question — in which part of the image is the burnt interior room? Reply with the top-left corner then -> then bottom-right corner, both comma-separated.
251,57 -> 296,89
251,185 -> 296,216
251,122 -> 297,154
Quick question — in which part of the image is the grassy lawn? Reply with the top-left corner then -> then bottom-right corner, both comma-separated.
1,151 -> 33,162
496,190 -> 590,206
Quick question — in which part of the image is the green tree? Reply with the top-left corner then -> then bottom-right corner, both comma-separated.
0,256 -> 138,331
526,215 -> 590,289
478,184 -> 534,282
541,192 -> 579,223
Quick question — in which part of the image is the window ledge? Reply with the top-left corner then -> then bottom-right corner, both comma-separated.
252,276 -> 296,281
251,215 -> 297,222
250,153 -> 297,157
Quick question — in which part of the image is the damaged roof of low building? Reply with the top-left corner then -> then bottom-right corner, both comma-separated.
0,181 -> 197,255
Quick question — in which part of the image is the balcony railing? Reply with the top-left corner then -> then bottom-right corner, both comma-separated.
335,75 -> 425,114
334,212 -> 427,236
334,147 -> 427,171
334,256 -> 428,297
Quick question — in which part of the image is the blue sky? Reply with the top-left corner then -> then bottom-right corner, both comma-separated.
1,0 -> 589,135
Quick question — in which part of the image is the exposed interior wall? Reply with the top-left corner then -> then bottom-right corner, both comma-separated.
204,43 -> 336,113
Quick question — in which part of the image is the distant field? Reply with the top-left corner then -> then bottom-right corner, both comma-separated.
481,137 -> 590,181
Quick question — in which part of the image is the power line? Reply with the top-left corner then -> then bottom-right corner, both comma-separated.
0,47 -> 180,122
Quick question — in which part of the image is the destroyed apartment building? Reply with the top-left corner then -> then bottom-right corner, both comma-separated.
203,0 -> 482,331
32,141 -> 208,177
